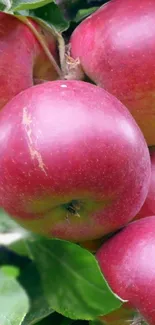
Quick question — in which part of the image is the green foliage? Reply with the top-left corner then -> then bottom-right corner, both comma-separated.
0,209 -> 19,233
0,267 -> 29,324
0,211 -> 122,325
0,209 -> 31,257
19,263 -> 53,324
27,237 -> 122,320
11,0 -> 54,11
0,0 -> 106,32
89,321 -> 103,325
74,7 -> 98,23
29,2 -> 69,31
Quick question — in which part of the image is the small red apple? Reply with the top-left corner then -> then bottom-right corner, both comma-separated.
0,80 -> 150,241
70,0 -> 155,145
136,147 -> 155,220
96,216 -> 155,325
0,12 -> 58,110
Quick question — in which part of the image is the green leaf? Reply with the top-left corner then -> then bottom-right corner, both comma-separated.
0,0 -> 10,10
89,321 -> 103,325
9,233 -> 31,257
60,319 -> 74,325
1,265 -> 20,278
0,267 -> 29,325
11,0 -> 54,11
27,238 -> 122,321
5,0 -> 69,33
29,2 -> 69,32
0,208 -> 19,233
74,322 -> 88,325
38,315 -> 88,325
37,312 -> 67,325
0,208 -> 31,257
20,263 -> 53,325
13,2 -> 69,32
74,7 -> 98,23
0,230 -> 31,257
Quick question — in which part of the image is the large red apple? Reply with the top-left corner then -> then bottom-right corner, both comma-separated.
0,80 -> 150,241
0,12 -> 58,110
96,216 -> 155,325
70,0 -> 155,145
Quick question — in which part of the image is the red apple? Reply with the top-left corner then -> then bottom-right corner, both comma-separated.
136,147 -> 155,220
70,0 -> 155,145
96,216 -> 155,325
0,12 -> 58,110
0,80 -> 150,241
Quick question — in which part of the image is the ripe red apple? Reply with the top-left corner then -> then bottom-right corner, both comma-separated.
136,147 -> 155,220
96,216 -> 155,325
70,0 -> 155,145
0,12 -> 58,110
0,80 -> 150,241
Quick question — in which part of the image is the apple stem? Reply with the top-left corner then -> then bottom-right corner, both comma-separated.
62,44 -> 85,81
33,19 -> 67,76
16,15 -> 62,78
50,30 -> 84,81
56,31 -> 66,76
40,25 -> 84,81
15,14 -> 84,81
39,21 -> 84,80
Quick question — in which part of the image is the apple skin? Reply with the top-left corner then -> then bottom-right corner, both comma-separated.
0,80 -> 151,241
96,216 -> 155,325
0,12 -> 58,110
136,148 -> 155,220
70,0 -> 155,145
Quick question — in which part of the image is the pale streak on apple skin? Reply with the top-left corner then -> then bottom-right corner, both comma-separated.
22,106 -> 47,175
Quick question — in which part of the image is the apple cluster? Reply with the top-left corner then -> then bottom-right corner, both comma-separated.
0,0 -> 155,323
